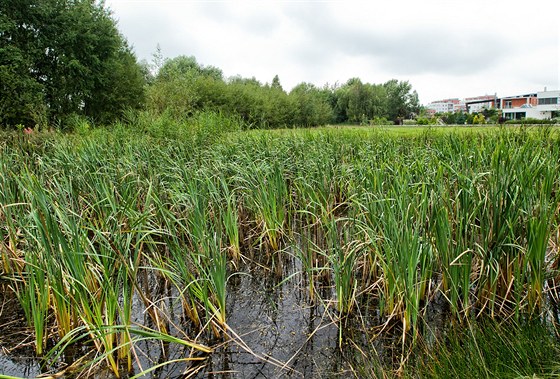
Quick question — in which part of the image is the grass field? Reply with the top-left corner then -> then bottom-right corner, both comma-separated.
1,122 -> 559,378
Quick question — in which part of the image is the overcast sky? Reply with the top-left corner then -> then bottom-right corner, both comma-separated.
105,0 -> 559,104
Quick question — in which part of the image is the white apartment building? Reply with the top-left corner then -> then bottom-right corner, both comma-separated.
426,98 -> 463,114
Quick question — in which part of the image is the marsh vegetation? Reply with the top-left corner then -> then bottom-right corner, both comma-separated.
1,123 -> 560,378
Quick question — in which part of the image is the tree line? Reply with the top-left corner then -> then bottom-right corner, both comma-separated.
1,0 -> 420,130
147,55 -> 420,128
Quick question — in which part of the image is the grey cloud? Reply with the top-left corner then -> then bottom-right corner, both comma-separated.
373,30 -> 512,75
283,6 -> 514,77
195,3 -> 282,37
111,6 -> 203,60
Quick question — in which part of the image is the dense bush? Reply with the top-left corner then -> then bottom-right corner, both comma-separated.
504,118 -> 557,125
370,116 -> 394,125
416,116 -> 438,125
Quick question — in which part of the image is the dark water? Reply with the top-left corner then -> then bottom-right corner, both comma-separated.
3,248 -> 560,378
203,257 -> 341,378
0,254 -> 355,378
0,281 -> 42,378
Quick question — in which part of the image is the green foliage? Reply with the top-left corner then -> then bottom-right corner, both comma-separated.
416,320 -> 560,379
416,116 -> 438,125
65,114 -> 91,135
223,75 -> 293,128
384,79 -> 420,122
328,78 -> 418,124
334,78 -> 388,123
289,82 -> 333,127
146,61 -> 336,128
370,116 -> 394,125
157,55 -> 223,81
440,111 -> 467,125
146,61 -> 203,118
0,45 -> 46,127
2,0 -> 423,131
144,54 -> 419,129
472,113 -> 486,125
504,117 -> 556,125
1,126 -> 560,376
466,113 -> 488,125
0,0 -> 145,127
84,43 -> 146,124
122,109 -> 243,144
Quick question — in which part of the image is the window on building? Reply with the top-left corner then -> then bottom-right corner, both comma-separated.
504,100 -> 512,109
538,97 -> 558,105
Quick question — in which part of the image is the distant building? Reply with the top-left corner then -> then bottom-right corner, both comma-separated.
425,108 -> 437,117
453,102 -> 467,113
426,98 -> 464,114
427,89 -> 559,120
500,93 -> 538,109
536,89 -> 560,119
464,95 -> 498,113
500,93 -> 538,120
500,90 -> 559,120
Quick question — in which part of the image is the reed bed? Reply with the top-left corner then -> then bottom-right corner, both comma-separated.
1,124 -> 559,377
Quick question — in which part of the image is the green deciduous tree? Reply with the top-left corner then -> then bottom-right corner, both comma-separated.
289,82 -> 333,127
0,0 -> 145,128
0,45 -> 46,126
333,78 -> 417,125
440,111 -> 467,125
344,79 -> 388,123
85,44 -> 146,124
384,79 -> 420,123
147,55 -> 226,118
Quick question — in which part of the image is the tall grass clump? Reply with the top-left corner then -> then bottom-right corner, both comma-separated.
242,161 -> 288,251
122,108 -> 244,145
416,319 -> 560,379
471,137 -> 558,318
